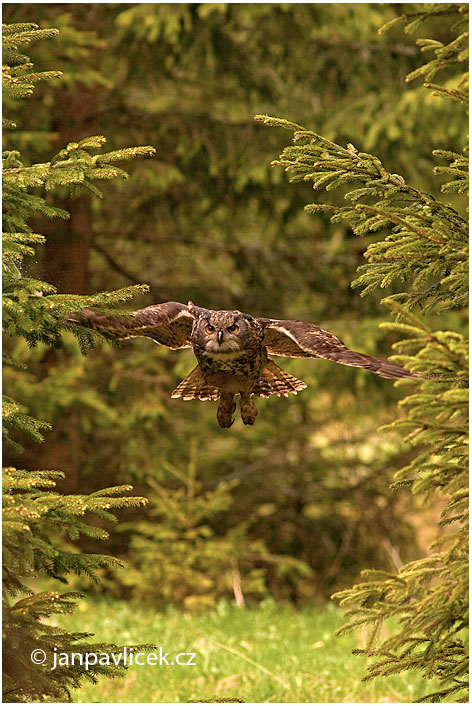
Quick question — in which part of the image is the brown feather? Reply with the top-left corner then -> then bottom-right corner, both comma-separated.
74,301 -> 194,349
252,359 -> 307,398
171,365 -> 219,400
258,319 -> 417,380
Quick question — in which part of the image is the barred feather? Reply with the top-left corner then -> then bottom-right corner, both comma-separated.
260,319 -> 418,380
171,365 -> 219,401
252,359 -> 307,398
70,302 -> 194,349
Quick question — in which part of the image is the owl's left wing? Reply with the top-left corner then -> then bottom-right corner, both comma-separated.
258,318 -> 416,380
72,301 -> 195,349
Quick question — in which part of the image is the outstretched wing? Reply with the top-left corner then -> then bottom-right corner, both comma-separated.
74,301 -> 195,349
258,318 -> 416,380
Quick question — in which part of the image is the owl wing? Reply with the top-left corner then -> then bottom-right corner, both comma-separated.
258,318 -> 416,380
74,301 -> 195,349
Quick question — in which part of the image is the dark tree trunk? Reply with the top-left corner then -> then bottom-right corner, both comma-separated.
42,83 -> 104,293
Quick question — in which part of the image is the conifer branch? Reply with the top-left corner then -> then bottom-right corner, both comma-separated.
257,4 -> 468,701
2,20 -> 155,701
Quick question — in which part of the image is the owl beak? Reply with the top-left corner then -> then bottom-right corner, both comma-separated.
217,330 -> 224,346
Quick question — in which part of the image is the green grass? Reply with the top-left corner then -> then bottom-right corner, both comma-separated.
57,598 -> 437,703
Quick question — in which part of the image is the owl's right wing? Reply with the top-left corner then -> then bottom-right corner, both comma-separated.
71,301 -> 195,349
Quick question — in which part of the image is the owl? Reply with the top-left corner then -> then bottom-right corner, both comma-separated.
73,301 -> 417,428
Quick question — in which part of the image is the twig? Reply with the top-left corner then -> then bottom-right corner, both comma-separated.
209,639 -> 290,689
92,242 -> 144,285
230,558 -> 245,608
382,538 -> 404,571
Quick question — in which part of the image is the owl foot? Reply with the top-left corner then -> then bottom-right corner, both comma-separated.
240,394 -> 258,425
217,396 -> 236,428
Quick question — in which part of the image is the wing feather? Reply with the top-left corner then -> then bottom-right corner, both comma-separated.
252,359 -> 307,398
75,301 -> 194,349
171,365 -> 219,400
258,318 -> 416,380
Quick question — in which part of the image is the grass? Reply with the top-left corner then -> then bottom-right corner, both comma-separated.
56,597 -> 437,703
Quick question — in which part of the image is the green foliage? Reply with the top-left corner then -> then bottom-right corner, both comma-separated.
2,467 -> 147,702
3,468 -> 146,589
3,3 -> 466,311
8,9 -> 467,703
4,591 -> 127,704
2,21 -> 153,702
334,306 -> 468,703
3,26 -> 155,351
4,330 -> 424,608
3,394 -> 52,453
258,3 -> 468,701
3,3 -> 446,613
116,446 -> 310,610
254,116 -> 467,312
2,22 -> 62,124
388,3 -> 468,103
57,597 -> 439,703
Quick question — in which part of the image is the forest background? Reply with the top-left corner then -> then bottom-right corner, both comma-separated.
3,0 -> 466,607
2,3 -> 468,702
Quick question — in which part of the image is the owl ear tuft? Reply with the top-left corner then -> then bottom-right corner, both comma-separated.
187,301 -> 209,320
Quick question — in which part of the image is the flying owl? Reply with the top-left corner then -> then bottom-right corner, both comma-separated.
73,301 -> 417,428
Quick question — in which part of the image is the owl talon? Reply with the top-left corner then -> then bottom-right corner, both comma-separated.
240,394 -> 258,425
217,394 -> 236,428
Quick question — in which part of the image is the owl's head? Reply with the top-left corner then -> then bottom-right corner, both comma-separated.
188,302 -> 258,353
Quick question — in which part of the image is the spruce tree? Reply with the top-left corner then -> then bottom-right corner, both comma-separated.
3,4 -> 459,608
2,22 -> 155,702
256,3 -> 468,702
113,444 -> 310,609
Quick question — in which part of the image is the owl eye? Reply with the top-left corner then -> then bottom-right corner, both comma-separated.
205,324 -> 215,334
227,324 -> 239,333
